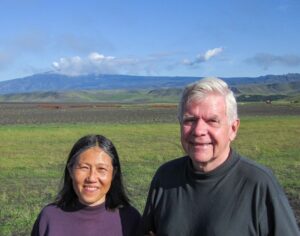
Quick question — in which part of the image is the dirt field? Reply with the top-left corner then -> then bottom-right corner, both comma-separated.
1,102 -> 300,125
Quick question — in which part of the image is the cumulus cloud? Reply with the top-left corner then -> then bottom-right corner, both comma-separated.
245,53 -> 300,70
52,51 -> 194,76
88,52 -> 113,61
52,52 -> 142,76
183,47 -> 223,66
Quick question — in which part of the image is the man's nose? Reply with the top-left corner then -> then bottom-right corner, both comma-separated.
193,119 -> 208,136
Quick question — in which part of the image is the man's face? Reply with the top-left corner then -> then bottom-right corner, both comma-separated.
180,93 -> 239,172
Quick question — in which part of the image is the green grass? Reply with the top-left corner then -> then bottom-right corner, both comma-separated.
0,116 -> 299,235
0,89 -> 181,103
233,116 -> 300,196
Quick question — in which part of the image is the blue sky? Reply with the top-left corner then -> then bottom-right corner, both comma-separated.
0,0 -> 300,81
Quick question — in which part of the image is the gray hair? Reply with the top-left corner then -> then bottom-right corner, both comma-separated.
178,77 -> 238,123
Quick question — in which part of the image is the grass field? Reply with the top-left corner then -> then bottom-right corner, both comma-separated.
0,115 -> 299,235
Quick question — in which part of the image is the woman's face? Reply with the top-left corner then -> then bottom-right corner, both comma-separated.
70,147 -> 114,206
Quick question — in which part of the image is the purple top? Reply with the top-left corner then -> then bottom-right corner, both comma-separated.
31,202 -> 141,236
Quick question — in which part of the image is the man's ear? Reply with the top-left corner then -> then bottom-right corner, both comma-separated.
229,119 -> 240,141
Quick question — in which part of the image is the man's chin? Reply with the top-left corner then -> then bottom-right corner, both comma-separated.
190,154 -> 215,165
191,151 -> 214,162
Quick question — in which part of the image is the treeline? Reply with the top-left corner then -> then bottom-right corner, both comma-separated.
237,94 -> 288,102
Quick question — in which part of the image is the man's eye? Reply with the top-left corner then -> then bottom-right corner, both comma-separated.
208,119 -> 220,126
183,118 -> 195,124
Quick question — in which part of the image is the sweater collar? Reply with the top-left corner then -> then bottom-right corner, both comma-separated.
70,200 -> 107,212
186,149 -> 240,181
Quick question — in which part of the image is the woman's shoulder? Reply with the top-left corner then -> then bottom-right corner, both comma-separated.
38,203 -> 64,219
31,203 -> 62,235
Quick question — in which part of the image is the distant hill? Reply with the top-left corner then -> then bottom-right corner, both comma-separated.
0,73 -> 300,103
0,89 -> 181,103
232,81 -> 300,95
0,73 -> 200,94
1,72 -> 300,95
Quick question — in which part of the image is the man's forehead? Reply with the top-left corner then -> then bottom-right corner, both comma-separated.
184,98 -> 227,116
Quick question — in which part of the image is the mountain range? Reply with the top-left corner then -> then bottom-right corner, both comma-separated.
0,72 -> 300,102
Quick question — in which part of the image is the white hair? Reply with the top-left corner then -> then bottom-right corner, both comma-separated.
178,77 -> 238,123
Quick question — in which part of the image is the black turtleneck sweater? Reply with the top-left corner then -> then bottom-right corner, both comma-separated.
141,150 -> 299,236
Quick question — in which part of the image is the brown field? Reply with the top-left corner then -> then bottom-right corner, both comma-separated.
1,102 -> 300,125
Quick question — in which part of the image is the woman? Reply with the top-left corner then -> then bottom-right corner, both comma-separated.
31,134 -> 141,236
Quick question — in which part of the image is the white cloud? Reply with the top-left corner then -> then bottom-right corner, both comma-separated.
52,52 -> 142,76
52,56 -> 85,76
52,52 -> 185,76
52,52 -> 115,76
183,47 -> 223,66
51,51 -> 190,76
203,48 -> 223,60
88,52 -> 115,62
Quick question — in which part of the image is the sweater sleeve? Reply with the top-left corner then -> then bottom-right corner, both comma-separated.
140,157 -> 188,235
31,210 -> 49,236
258,172 -> 300,235
140,173 -> 159,235
31,214 -> 40,236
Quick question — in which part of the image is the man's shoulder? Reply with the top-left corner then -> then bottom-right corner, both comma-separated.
151,156 -> 189,184
148,156 -> 189,189
235,153 -> 279,187
120,204 -> 141,218
238,156 -> 272,176
119,205 -> 142,236
157,156 -> 189,172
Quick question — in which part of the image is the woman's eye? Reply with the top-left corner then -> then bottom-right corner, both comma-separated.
79,165 -> 89,170
98,168 -> 107,173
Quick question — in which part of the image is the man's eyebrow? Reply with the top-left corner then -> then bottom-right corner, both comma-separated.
207,115 -> 219,119
183,115 -> 196,119
183,113 -> 196,117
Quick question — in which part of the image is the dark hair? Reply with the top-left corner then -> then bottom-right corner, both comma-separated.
55,134 -> 130,210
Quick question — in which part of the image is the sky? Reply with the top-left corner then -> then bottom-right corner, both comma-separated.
0,0 -> 300,81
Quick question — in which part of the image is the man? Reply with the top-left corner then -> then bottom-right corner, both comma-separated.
141,77 -> 299,235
